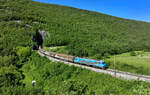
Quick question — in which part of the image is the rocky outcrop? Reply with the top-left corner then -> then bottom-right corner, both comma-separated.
38,30 -> 50,39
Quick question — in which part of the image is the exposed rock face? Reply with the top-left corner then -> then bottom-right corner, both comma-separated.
36,30 -> 50,48
38,30 -> 50,39
12,20 -> 21,23
25,24 -> 31,28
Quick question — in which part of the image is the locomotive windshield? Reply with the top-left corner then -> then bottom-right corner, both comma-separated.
98,61 -> 105,64
102,62 -> 105,64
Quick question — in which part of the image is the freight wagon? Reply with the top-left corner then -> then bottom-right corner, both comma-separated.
40,49 -> 106,69
55,53 -> 74,62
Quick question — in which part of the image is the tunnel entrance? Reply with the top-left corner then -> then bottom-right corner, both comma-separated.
32,29 -> 50,50
33,30 -> 50,50
32,30 -> 43,50
35,30 -> 43,49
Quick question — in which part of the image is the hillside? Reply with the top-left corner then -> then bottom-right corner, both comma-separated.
0,0 -> 150,94
30,1 -> 150,57
1,0 -> 150,57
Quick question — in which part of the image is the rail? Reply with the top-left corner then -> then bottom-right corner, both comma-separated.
38,49 -> 150,83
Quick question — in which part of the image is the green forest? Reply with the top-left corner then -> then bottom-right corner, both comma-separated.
0,0 -> 150,94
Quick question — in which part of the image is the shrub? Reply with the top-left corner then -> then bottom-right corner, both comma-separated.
15,46 -> 31,58
130,51 -> 136,56
133,85 -> 150,95
15,46 -> 31,63
104,53 -> 111,58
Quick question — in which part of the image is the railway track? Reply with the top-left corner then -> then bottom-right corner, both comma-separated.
38,49 -> 150,83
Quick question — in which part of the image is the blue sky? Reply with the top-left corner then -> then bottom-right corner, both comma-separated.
33,0 -> 150,22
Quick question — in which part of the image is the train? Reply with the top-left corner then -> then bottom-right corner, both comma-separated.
39,49 -> 107,69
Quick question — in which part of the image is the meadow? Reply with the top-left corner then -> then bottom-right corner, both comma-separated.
43,46 -> 68,54
106,51 -> 150,75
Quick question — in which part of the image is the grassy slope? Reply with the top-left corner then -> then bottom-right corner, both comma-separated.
22,52 -> 150,95
106,51 -> 150,75
43,46 -> 68,54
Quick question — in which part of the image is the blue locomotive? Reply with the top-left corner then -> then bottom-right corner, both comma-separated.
74,57 -> 106,69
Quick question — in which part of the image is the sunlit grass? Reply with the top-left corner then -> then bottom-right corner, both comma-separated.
43,47 -> 150,75
106,51 -> 150,75
43,46 -> 68,54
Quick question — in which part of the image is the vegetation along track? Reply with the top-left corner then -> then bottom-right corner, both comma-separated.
38,49 -> 150,83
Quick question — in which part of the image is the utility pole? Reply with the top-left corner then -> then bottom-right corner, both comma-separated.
32,35 -> 34,50
68,55 -> 69,64
114,55 -> 116,77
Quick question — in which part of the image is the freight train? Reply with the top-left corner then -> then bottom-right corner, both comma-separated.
39,49 -> 106,69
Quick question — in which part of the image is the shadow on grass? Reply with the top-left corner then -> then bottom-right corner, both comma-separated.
116,63 -> 150,75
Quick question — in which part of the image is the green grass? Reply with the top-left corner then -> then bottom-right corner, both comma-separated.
43,47 -> 150,76
1,0 -> 150,94
21,70 -> 34,88
43,46 -> 68,54
106,51 -> 150,75
21,52 -> 150,95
